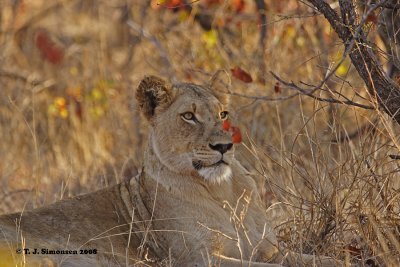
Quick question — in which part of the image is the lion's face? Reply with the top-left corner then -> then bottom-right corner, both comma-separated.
136,76 -> 235,184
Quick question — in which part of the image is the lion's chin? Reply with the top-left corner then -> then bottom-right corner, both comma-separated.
198,165 -> 232,184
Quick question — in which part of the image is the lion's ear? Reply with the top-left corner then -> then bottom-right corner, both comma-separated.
208,70 -> 230,105
136,76 -> 174,121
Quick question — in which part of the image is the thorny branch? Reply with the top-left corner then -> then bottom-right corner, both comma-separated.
302,0 -> 400,124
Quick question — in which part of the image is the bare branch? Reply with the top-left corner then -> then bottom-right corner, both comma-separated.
270,72 -> 375,110
306,0 -> 400,124
0,71 -> 28,82
212,84 -> 301,102
255,0 -> 267,84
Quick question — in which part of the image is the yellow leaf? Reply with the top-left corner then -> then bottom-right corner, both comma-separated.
336,63 -> 349,76
296,37 -> 305,47
59,108 -> 69,119
178,10 -> 189,22
48,104 -> 57,116
69,66 -> 78,76
202,30 -> 218,48
90,106 -> 104,118
54,97 -> 66,108
285,25 -> 296,39
91,88 -> 103,100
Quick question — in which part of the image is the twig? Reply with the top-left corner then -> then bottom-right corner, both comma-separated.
255,0 -> 267,84
0,71 -> 28,82
364,159 -> 391,211
156,0 -> 200,9
330,119 -> 378,143
223,90 -> 300,102
270,72 -> 375,110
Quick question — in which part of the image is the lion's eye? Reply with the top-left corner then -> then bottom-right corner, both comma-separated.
181,112 -> 196,122
220,111 -> 229,120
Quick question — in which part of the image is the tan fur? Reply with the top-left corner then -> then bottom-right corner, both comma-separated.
0,75 -> 339,266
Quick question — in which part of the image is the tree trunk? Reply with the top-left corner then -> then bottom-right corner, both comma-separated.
307,0 -> 400,124
378,2 -> 400,78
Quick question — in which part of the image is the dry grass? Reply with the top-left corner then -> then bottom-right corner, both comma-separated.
0,0 -> 399,265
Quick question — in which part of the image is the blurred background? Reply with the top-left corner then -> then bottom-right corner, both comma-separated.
0,0 -> 399,265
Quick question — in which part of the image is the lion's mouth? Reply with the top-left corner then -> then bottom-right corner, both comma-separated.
192,160 -> 228,170
194,159 -> 232,184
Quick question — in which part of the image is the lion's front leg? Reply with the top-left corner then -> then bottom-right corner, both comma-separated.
193,254 -> 283,267
273,250 -> 342,267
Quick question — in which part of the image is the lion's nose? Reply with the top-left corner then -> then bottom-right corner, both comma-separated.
209,143 -> 233,154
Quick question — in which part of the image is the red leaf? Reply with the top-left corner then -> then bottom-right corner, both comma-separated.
73,99 -> 83,120
222,119 -> 231,131
232,0 -> 245,13
167,0 -> 183,10
222,119 -> 242,143
366,13 -> 378,24
274,82 -> 282,94
231,67 -> 253,83
231,126 -> 242,144
154,0 -> 184,10
204,0 -> 222,7
394,74 -> 400,85
34,30 -> 64,65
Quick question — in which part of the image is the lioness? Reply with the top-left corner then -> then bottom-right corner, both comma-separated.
0,75 -> 338,266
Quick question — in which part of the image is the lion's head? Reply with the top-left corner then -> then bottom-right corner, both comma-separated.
136,74 -> 237,184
